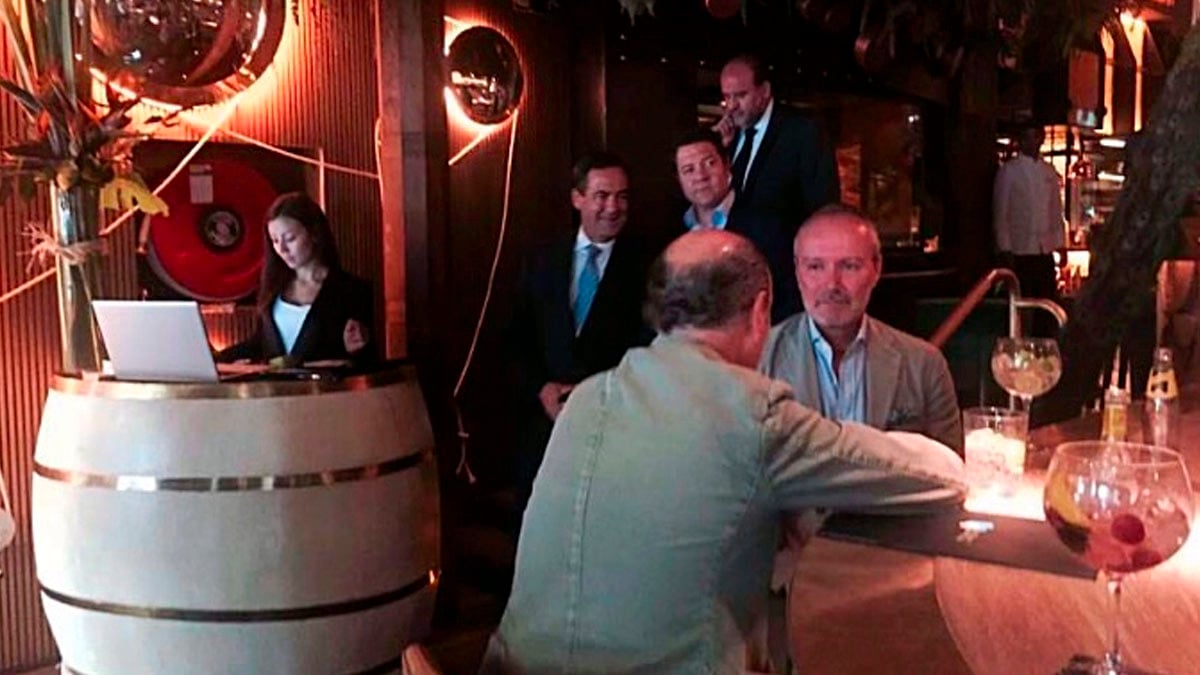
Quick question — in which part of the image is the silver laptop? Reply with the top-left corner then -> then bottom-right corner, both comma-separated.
92,300 -> 219,382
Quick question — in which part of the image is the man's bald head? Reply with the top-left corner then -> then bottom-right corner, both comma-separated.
794,203 -> 882,260
644,230 -> 771,333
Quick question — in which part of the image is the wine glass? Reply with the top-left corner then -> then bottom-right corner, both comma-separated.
991,336 -> 1062,413
1044,441 -> 1194,674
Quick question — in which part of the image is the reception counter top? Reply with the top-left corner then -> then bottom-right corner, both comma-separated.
54,363 -> 415,400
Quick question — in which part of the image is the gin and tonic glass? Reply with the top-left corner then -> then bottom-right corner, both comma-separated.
991,336 -> 1062,412
1044,441 -> 1194,674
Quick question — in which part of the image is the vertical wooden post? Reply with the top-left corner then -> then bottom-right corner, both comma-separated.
374,0 -> 449,359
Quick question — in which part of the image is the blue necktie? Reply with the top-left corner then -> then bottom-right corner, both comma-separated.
574,244 -> 601,332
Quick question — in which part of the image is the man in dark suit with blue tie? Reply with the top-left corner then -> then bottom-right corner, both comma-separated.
509,152 -> 650,508
716,53 -> 840,230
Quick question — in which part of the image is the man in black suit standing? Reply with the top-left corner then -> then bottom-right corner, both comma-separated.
716,53 -> 840,230
509,152 -> 649,508
674,128 -> 799,323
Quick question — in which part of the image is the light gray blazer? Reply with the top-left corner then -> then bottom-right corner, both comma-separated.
482,334 -> 965,674
760,313 -> 963,453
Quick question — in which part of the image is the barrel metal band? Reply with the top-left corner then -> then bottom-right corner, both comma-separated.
33,451 -> 425,492
65,653 -> 404,675
42,570 -> 435,624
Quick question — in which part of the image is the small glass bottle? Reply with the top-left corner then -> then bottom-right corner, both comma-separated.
1101,351 -> 1130,442
1143,347 -> 1180,449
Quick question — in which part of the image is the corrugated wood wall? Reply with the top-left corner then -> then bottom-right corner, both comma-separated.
0,1 -> 385,669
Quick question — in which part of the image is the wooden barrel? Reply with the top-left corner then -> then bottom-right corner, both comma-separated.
31,368 -> 439,675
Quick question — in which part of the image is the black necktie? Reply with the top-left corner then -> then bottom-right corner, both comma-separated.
731,127 -> 757,191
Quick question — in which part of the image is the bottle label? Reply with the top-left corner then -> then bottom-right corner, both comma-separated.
1146,369 -> 1179,400
1102,405 -> 1127,442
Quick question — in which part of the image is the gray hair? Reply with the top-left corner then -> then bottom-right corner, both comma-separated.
644,235 -> 770,333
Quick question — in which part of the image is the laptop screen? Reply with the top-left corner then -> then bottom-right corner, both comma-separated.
92,300 -> 219,382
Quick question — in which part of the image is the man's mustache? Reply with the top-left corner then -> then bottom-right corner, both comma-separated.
817,290 -> 851,305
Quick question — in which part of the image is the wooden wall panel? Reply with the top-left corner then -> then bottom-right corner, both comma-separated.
0,1 -> 385,669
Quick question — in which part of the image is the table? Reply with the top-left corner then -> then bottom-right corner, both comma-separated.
936,533 -> 1200,674
788,411 -> 1200,674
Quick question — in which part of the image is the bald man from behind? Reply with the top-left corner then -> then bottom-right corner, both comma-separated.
480,229 -> 965,674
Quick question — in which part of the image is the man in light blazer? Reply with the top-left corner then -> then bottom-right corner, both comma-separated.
759,204 -> 961,452
756,203 -> 962,670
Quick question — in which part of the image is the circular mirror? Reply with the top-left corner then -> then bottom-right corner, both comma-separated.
91,0 -> 287,107
446,26 -> 523,125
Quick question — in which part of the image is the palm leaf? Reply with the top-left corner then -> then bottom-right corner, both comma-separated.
0,77 -> 43,121
1,140 -> 59,160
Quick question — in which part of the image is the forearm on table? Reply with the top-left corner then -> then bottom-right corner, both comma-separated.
765,401 -> 966,514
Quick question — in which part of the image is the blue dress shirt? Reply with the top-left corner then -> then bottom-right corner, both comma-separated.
807,317 -> 869,423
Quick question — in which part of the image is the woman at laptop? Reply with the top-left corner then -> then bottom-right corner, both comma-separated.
219,192 -> 375,367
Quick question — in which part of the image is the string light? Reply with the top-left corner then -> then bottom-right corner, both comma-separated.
176,117 -> 380,179
442,16 -> 525,482
453,109 -> 520,484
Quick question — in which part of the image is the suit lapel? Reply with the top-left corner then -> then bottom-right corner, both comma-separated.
263,307 -> 286,357
742,107 -> 782,199
794,315 -> 823,411
548,235 -> 578,342
865,318 -> 902,428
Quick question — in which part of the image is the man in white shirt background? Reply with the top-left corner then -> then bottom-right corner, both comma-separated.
992,124 -> 1066,327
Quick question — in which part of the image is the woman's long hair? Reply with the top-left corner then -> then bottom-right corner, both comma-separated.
257,192 -> 342,313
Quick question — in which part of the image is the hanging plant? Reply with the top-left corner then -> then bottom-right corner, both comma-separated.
0,0 -> 168,373
0,1 -> 166,214
0,71 -> 167,214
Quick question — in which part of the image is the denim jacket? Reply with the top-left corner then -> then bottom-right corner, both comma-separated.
482,334 -> 966,674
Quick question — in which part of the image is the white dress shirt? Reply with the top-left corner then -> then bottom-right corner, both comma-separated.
993,154 -> 1066,255
732,98 -> 774,189
569,228 -> 615,308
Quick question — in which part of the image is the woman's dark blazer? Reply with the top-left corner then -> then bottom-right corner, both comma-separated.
218,269 -> 376,365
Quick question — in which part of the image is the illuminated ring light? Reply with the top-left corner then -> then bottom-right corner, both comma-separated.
445,26 -> 523,126
146,159 -> 279,302
91,0 -> 287,108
